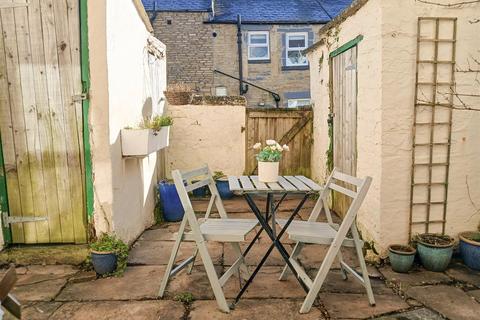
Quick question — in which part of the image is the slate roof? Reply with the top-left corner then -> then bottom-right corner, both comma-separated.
212,0 -> 354,24
142,0 -> 211,12
142,0 -> 354,23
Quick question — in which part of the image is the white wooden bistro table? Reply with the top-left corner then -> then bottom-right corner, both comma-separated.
227,175 -> 322,308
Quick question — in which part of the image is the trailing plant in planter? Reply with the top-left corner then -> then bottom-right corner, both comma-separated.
213,171 -> 233,199
388,244 -> 416,273
90,233 -> 129,277
121,115 -> 173,157
164,83 -> 193,105
253,140 -> 289,182
414,233 -> 455,272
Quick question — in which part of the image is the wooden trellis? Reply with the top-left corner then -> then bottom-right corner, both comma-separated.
409,17 -> 457,238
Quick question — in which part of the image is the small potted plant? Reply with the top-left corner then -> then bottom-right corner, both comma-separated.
90,234 -> 129,277
388,244 -> 416,273
121,115 -> 173,157
253,140 -> 289,183
414,233 -> 455,272
213,171 -> 233,199
458,229 -> 480,270
164,83 -> 193,105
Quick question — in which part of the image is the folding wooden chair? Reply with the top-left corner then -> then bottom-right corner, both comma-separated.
158,165 -> 259,313
0,266 -> 21,319
277,168 -> 375,313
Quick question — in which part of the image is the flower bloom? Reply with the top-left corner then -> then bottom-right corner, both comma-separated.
253,142 -> 262,149
266,139 -> 276,146
275,143 -> 283,151
282,144 -> 290,151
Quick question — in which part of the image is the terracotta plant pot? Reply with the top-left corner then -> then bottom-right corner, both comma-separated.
388,244 -> 416,273
164,91 -> 192,105
459,231 -> 480,270
416,233 -> 454,272
258,161 -> 279,182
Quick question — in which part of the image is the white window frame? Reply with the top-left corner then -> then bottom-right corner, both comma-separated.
248,31 -> 270,61
285,32 -> 309,67
287,98 -> 311,108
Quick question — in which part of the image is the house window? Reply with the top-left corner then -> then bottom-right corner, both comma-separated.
215,86 -> 227,96
248,31 -> 270,61
286,32 -> 308,67
287,99 -> 311,108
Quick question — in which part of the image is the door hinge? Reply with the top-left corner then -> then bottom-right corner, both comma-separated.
2,212 -> 47,225
72,93 -> 88,102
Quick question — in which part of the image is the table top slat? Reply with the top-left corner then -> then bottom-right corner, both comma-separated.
277,176 -> 298,191
228,176 -> 241,191
284,176 -> 310,191
250,176 -> 270,191
239,176 -> 256,191
266,181 -> 283,191
295,176 -> 322,191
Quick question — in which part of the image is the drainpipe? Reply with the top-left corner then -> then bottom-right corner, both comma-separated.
236,14 -> 246,95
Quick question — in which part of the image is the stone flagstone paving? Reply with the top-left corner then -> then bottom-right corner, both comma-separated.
1,197 -> 479,319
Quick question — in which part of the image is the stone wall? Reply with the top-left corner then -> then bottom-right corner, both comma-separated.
151,12 -> 213,93
151,12 -> 322,107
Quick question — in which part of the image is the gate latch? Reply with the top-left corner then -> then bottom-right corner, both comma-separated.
72,93 -> 88,102
2,212 -> 48,225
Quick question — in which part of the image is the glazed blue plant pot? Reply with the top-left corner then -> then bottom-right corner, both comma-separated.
158,181 -> 184,222
91,251 -> 117,275
192,184 -> 208,198
388,245 -> 416,273
417,238 -> 454,272
459,232 -> 480,270
216,180 -> 233,199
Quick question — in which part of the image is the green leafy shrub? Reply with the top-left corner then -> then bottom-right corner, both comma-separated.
90,233 -> 129,277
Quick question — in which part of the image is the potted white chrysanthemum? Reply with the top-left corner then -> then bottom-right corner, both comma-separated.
253,140 -> 289,182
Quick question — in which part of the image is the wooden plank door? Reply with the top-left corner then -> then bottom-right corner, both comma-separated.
0,0 -> 86,243
245,108 -> 313,177
332,46 -> 358,217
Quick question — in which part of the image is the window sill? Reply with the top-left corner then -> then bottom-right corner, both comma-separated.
248,59 -> 271,64
282,65 -> 309,71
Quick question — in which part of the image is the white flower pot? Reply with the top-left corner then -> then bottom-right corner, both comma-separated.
121,126 -> 170,157
258,161 -> 279,182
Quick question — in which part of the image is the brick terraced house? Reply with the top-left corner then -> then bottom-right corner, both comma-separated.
143,0 -> 353,108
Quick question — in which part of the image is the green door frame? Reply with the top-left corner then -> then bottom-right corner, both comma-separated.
80,0 -> 94,221
0,134 -> 12,244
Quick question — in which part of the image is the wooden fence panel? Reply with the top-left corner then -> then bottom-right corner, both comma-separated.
245,108 -> 313,177
0,0 -> 86,243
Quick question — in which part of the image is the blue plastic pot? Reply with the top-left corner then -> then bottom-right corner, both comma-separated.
158,181 -> 184,222
216,180 -> 233,199
417,234 -> 454,272
459,232 -> 480,270
91,251 -> 117,275
388,245 -> 416,273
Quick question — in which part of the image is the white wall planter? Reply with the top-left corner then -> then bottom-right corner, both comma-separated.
121,126 -> 170,157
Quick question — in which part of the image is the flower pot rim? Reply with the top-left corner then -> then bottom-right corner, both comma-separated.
91,250 -> 116,255
416,233 -> 455,248
459,231 -> 480,246
388,244 -> 416,255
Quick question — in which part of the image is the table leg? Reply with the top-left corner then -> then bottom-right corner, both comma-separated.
232,193 -> 309,307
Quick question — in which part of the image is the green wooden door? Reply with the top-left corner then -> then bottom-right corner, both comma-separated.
0,0 -> 86,244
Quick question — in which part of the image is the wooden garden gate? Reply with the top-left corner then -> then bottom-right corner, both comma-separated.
245,108 -> 313,176
0,0 -> 87,244
331,43 -> 358,217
